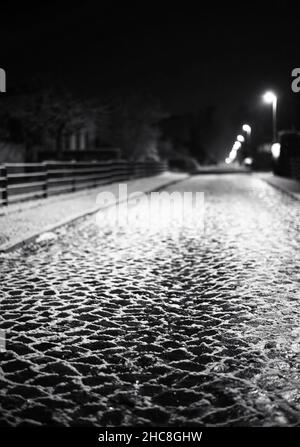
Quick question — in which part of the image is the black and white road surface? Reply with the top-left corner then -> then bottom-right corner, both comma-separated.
0,174 -> 299,426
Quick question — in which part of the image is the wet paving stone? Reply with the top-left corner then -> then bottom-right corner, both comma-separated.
0,174 -> 300,426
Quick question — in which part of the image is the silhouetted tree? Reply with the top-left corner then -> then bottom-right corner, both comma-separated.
0,82 -> 108,160
111,92 -> 167,160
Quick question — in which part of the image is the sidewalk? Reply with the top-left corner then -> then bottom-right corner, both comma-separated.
258,172 -> 300,201
0,172 -> 188,252
193,164 -> 251,174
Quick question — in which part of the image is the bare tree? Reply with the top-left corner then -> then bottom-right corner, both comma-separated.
0,82 -> 108,160
111,92 -> 167,160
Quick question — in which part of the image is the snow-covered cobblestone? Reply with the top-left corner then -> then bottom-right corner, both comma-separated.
0,174 -> 299,426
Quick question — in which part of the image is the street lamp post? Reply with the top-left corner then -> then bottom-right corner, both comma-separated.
263,91 -> 277,143
272,96 -> 277,143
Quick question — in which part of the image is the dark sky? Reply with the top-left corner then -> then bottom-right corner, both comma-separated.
1,1 -> 300,158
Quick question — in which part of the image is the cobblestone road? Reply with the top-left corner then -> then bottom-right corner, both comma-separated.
0,174 -> 300,426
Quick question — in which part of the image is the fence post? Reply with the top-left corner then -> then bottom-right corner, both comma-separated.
1,165 -> 8,206
43,162 -> 48,199
72,161 -> 76,192
94,162 -> 98,188
131,162 -> 136,179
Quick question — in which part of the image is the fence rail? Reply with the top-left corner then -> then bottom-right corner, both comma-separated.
0,160 -> 167,206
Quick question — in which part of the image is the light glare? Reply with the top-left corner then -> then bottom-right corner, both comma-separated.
229,149 -> 237,160
242,124 -> 251,133
233,141 -> 242,151
263,91 -> 277,104
271,143 -> 281,159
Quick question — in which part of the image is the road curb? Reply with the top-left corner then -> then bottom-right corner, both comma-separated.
0,175 -> 189,253
260,176 -> 300,202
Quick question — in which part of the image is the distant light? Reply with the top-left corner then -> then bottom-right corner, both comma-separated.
271,143 -> 281,159
243,124 -> 251,133
263,91 -> 277,104
237,135 -> 245,143
229,149 -> 237,160
244,157 -> 253,165
233,141 -> 242,151
225,157 -> 231,164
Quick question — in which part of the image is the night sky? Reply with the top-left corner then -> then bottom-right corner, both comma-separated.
1,1 -> 300,159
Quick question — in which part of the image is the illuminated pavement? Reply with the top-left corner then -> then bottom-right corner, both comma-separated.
0,174 -> 300,426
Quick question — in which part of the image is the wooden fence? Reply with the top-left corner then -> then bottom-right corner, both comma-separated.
0,160 -> 167,206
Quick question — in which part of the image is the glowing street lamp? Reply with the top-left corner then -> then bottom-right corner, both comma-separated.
226,140 -> 243,164
242,124 -> 252,144
263,91 -> 277,143
229,151 -> 236,161
242,124 -> 251,134
244,157 -> 253,166
242,123 -> 252,157
233,141 -> 242,151
271,142 -> 281,159
263,91 -> 277,104
237,134 -> 245,143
